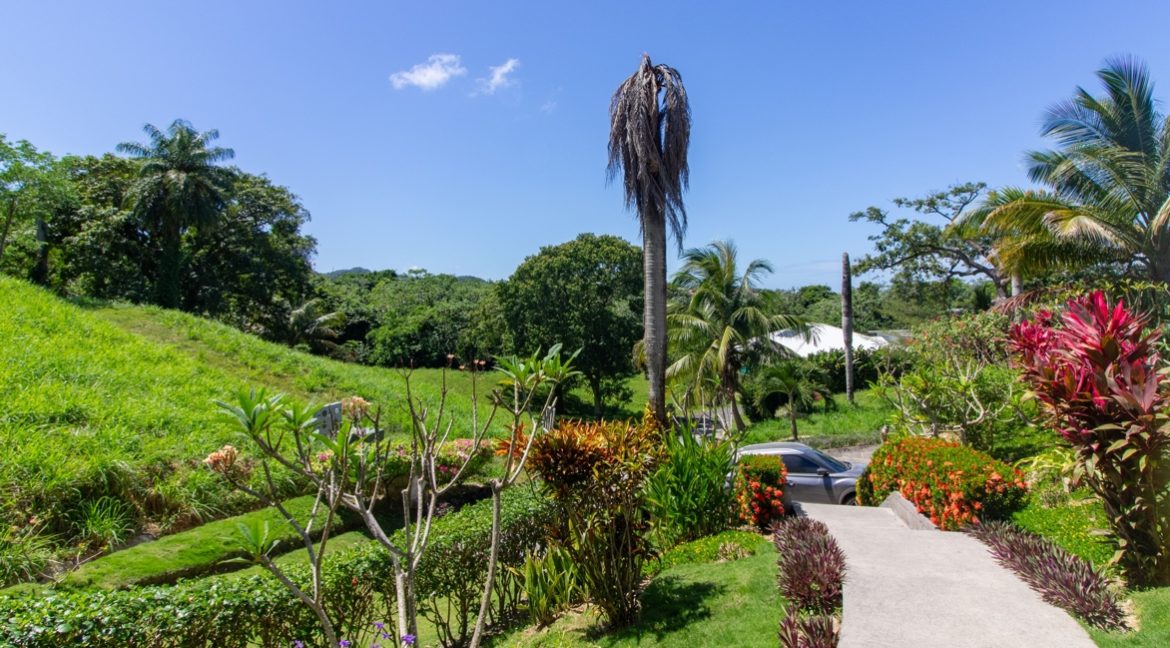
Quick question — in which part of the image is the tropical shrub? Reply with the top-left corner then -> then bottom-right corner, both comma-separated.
512,546 -> 579,628
803,346 -> 911,394
0,490 -> 554,647
859,437 -> 1028,529
1010,291 -> 1170,586
778,610 -> 839,648
773,517 -> 846,615
525,415 -> 661,627
644,430 -> 736,547
0,526 -> 54,589
877,310 -> 1043,460
734,455 -> 787,529
967,521 -> 1126,630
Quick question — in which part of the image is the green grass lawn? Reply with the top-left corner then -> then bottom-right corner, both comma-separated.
0,276 -> 505,565
488,533 -> 780,648
1012,493 -> 1114,569
1089,587 -> 1170,647
739,388 -> 891,447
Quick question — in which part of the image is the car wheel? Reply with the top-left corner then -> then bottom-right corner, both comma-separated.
841,493 -> 857,506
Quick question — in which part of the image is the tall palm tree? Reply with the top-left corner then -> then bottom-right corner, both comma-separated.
118,120 -> 234,308
608,54 -> 691,426
978,58 -> 1170,282
667,241 -> 802,431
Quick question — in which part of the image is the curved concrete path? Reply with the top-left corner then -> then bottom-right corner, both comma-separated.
799,502 -> 1096,648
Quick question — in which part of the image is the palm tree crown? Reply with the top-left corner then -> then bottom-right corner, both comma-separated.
118,119 -> 235,308
667,240 -> 802,431
980,58 -> 1170,282
608,54 -> 692,425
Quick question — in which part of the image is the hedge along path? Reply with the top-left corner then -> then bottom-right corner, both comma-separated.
798,501 -> 1095,648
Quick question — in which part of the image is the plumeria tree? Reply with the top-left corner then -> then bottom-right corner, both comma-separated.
208,350 -> 576,647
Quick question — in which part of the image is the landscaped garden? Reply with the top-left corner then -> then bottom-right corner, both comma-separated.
3,17 -> 1170,647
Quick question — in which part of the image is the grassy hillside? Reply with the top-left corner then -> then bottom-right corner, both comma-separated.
0,277 -> 497,565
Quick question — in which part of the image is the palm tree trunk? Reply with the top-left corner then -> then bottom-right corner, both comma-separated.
727,380 -> 746,431
1010,272 -> 1023,297
156,219 -> 182,309
643,213 -> 668,427
841,253 -> 855,405
788,393 -> 799,441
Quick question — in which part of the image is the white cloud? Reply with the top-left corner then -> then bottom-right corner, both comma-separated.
540,99 -> 558,113
476,58 -> 520,95
390,54 -> 467,91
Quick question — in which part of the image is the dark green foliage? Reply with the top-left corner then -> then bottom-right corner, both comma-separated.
0,490 -> 555,647
358,272 -> 493,367
967,521 -> 1126,630
498,233 -> 642,416
645,432 -> 736,548
801,347 -> 911,395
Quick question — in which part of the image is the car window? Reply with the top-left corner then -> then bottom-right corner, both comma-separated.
780,454 -> 822,474
807,448 -> 847,473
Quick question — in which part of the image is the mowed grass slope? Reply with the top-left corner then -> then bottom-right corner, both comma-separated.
0,277 -> 494,551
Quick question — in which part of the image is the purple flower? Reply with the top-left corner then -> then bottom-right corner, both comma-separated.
294,642 -> 305,648
402,635 -> 417,646
374,621 -> 386,631
339,641 -> 352,648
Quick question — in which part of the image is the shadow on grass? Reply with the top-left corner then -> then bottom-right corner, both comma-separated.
586,576 -> 724,644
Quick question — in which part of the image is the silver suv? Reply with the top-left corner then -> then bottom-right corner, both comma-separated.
736,442 -> 865,506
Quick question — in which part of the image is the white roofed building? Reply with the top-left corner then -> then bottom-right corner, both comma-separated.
769,323 -> 889,358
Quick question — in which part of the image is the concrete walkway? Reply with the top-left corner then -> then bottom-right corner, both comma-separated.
799,502 -> 1096,648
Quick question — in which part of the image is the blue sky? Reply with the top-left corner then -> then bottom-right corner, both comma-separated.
3,1 -> 1170,288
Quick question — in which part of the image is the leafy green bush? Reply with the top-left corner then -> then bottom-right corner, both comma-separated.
859,437 -> 1028,529
0,490 -> 554,647
645,431 -> 735,548
513,546 -> 579,628
734,455 -> 787,530
877,310 -> 1043,461
803,346 -> 912,394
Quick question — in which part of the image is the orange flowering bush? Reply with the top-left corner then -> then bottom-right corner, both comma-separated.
860,437 -> 1027,530
734,455 -> 787,529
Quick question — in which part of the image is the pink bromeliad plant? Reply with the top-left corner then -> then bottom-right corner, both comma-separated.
1010,291 -> 1170,586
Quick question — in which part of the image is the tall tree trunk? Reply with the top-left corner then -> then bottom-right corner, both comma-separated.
643,213 -> 668,427
788,393 -> 799,441
0,198 -> 16,264
29,216 -> 49,285
156,219 -> 182,309
590,375 -> 604,418
841,253 -> 855,405
1010,272 -> 1023,297
727,380 -> 746,432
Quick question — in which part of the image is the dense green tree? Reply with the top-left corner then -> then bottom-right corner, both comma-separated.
979,58 -> 1170,283
50,154 -> 153,299
363,272 -> 492,367
498,233 -> 643,415
750,359 -> 833,440
608,54 -> 691,426
667,240 -> 801,431
118,120 -> 234,308
184,173 -> 316,329
0,135 -> 69,275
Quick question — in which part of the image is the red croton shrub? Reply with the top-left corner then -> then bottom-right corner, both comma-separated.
735,455 -> 787,529
860,437 -> 1028,530
1010,291 -> 1170,587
